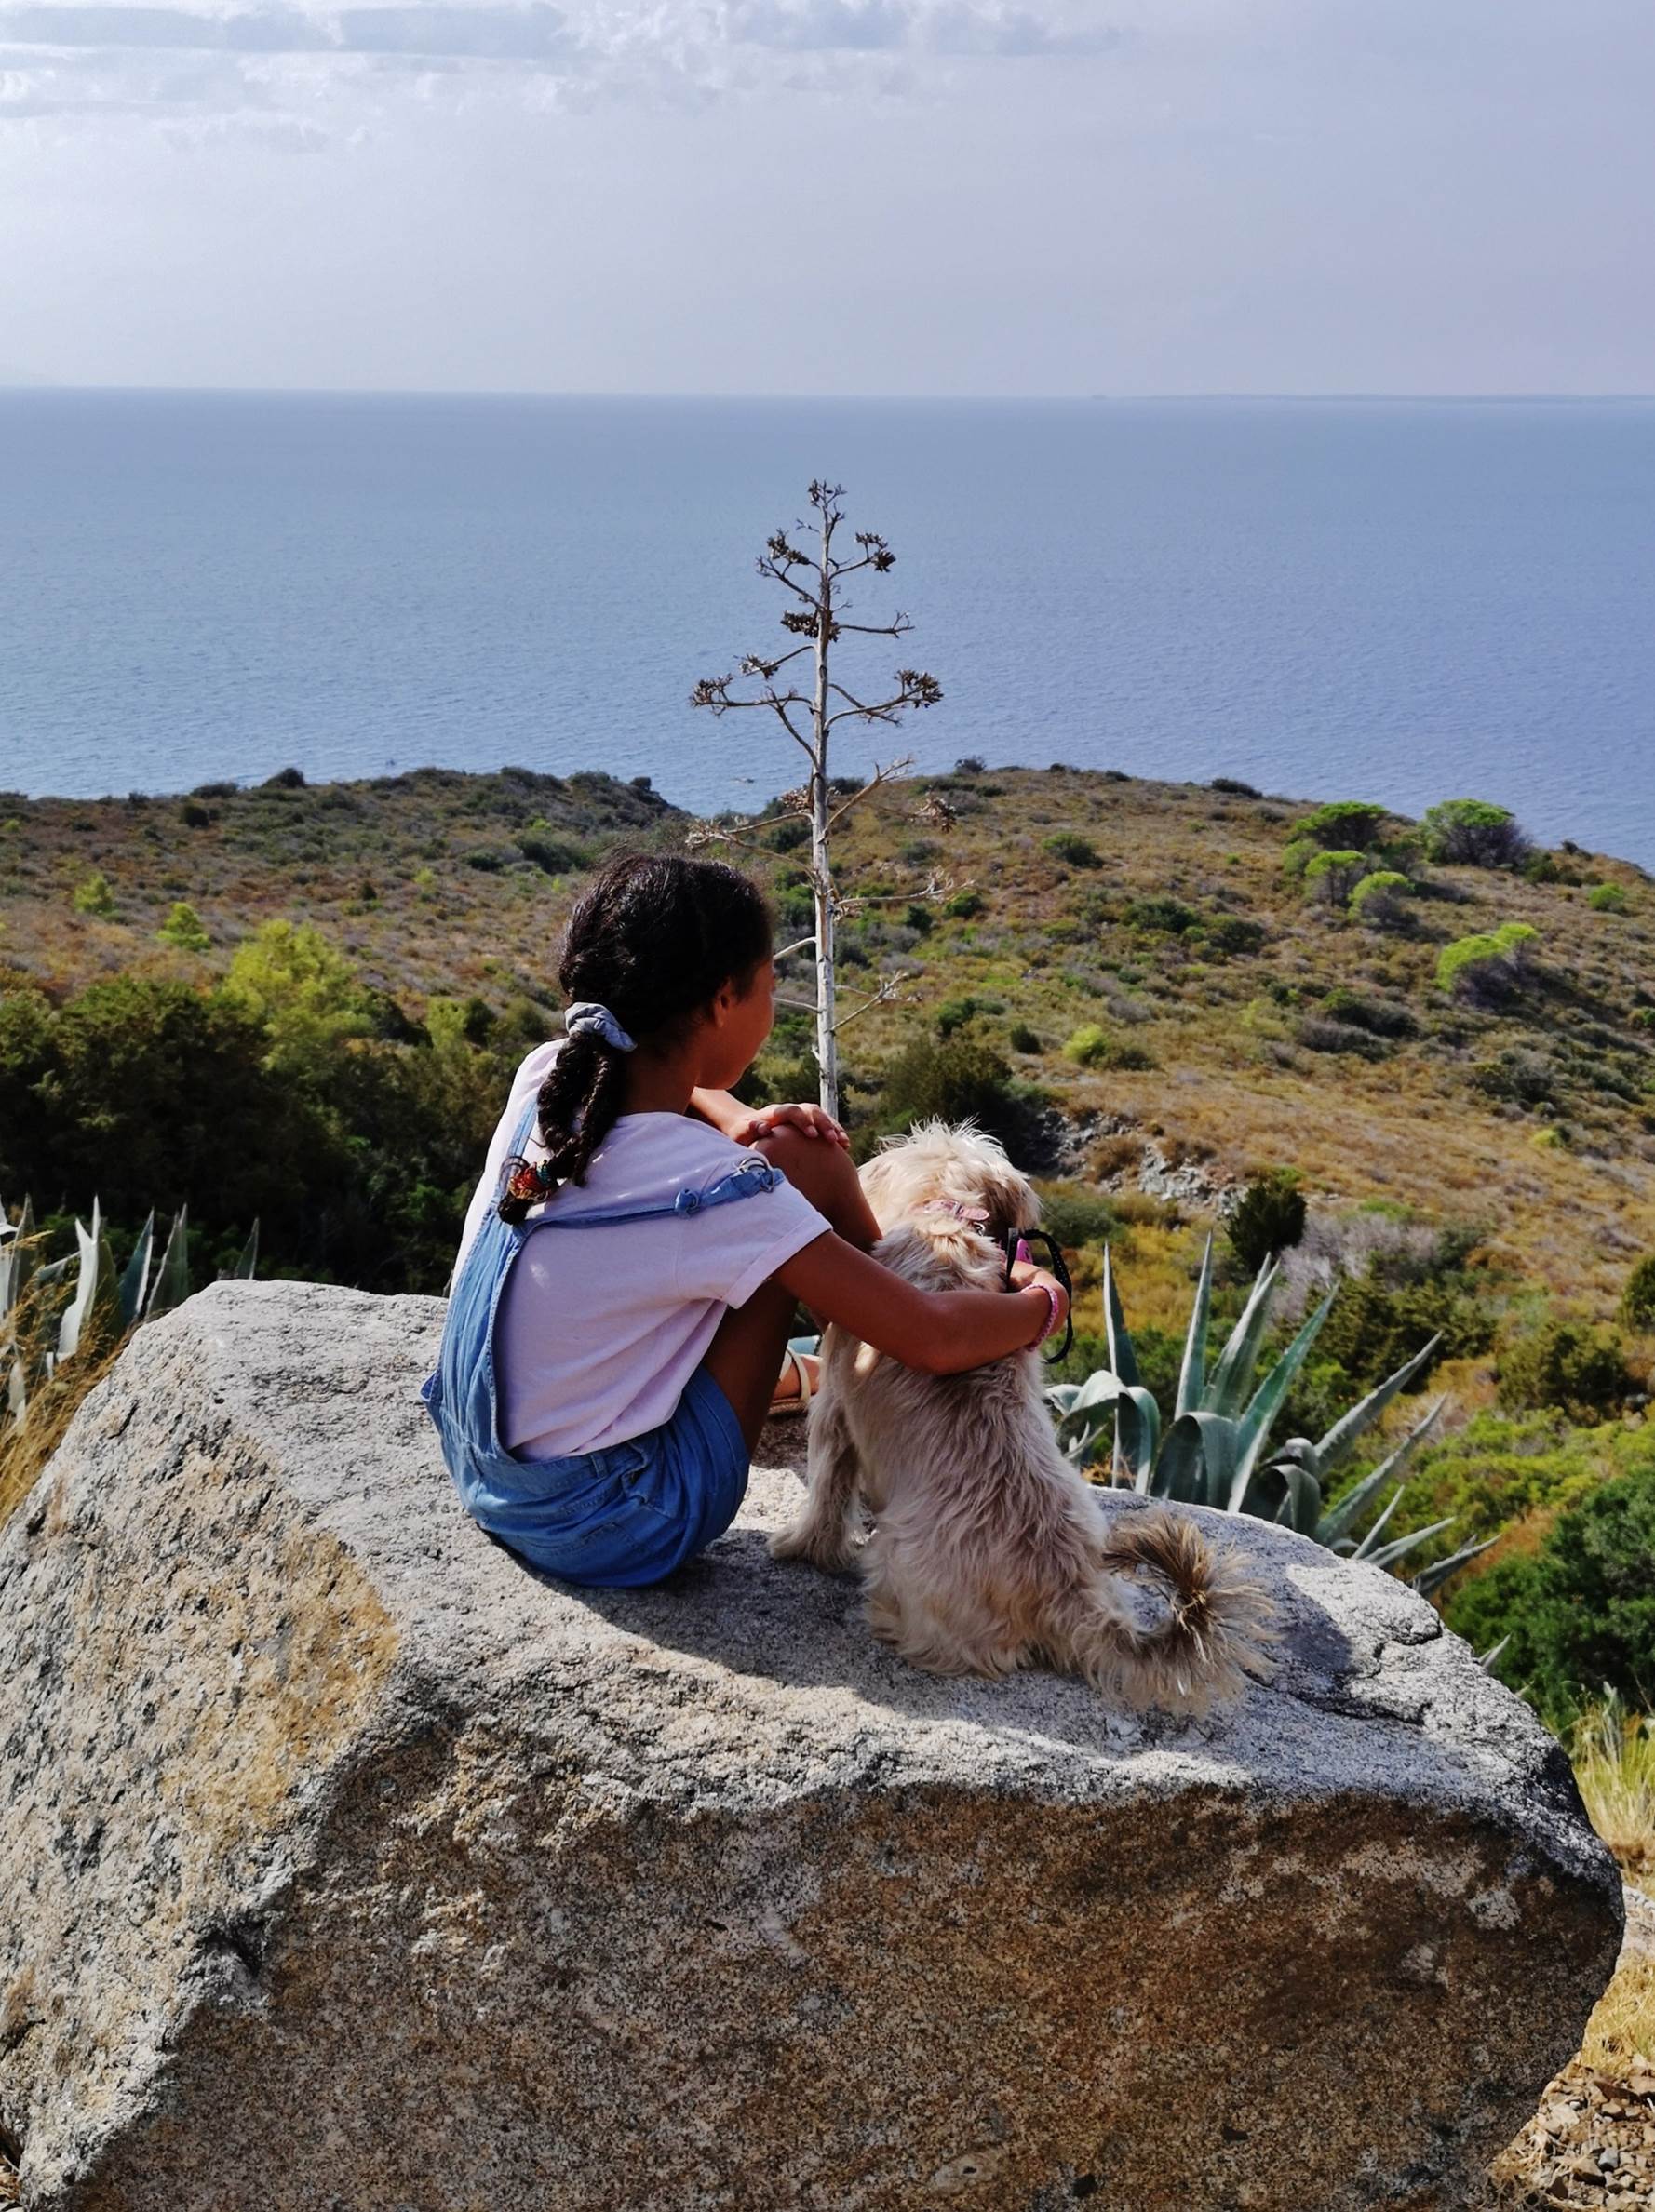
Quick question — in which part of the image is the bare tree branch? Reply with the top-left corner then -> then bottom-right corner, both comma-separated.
831,970 -> 915,1033
824,755 -> 915,838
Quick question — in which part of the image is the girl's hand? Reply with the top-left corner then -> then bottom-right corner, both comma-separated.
730,1100 -> 850,1148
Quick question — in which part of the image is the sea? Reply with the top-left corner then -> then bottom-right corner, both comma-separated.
3,391 -> 1652,864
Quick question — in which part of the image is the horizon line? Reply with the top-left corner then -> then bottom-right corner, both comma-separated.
4,382 -> 1655,405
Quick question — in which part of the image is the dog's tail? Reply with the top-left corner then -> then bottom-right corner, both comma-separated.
1053,1507 -> 1280,1712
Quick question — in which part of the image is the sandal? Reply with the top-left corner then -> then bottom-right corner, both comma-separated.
768,1345 -> 819,1420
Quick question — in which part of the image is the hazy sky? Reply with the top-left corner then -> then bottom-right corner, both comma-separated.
2,0 -> 1651,394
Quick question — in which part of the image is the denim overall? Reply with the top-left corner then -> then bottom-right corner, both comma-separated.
418,1099 -> 782,1588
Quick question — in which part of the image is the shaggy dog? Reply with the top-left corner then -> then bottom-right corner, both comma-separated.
770,1122 -> 1278,1710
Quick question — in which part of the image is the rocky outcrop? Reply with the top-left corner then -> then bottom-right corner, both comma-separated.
0,1282 -> 1624,2212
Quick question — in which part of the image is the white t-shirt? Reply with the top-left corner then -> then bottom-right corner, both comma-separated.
451,1042 -> 831,1460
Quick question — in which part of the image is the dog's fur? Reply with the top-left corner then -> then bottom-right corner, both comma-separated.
770,1121 -> 1278,1711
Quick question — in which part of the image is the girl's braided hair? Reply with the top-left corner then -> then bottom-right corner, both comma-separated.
496,851 -> 773,1223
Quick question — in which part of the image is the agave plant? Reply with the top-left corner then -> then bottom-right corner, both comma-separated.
2,1194 -> 256,1429
1044,1237 -> 1492,1596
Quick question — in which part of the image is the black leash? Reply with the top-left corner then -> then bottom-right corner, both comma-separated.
1002,1227 -> 1074,1364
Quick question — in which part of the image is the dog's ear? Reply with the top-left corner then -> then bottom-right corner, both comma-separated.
976,1156 -> 1037,1241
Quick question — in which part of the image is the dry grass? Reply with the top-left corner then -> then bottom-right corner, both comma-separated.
1573,1705 -> 1655,1897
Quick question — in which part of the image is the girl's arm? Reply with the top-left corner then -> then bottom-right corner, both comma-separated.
777,1231 -> 1065,1376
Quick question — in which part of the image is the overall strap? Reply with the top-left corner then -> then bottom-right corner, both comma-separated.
519,1150 -> 784,1232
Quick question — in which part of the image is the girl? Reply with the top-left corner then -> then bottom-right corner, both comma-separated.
419,851 -> 1069,1589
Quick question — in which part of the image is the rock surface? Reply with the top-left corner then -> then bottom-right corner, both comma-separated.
0,1281 -> 1625,2212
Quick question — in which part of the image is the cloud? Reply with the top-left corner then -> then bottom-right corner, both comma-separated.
0,3 -> 575,57
0,0 -> 1124,127
727,2 -> 1121,58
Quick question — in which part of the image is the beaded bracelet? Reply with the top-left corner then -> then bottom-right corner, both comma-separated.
1030,1282 -> 1062,1347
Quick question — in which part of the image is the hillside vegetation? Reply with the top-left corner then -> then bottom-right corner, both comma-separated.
3,759 -> 1653,1715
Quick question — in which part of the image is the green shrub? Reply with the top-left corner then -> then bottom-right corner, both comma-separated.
262,765 -> 306,790
1473,1048 -> 1556,1108
1621,1254 -> 1655,1329
1227,1169 -> 1307,1275
1349,869 -> 1412,927
1313,1265 -> 1495,1390
1320,986 -> 1418,1039
1293,800 -> 1388,851
156,901 -> 210,952
1281,838 -> 1318,879
1303,849 -> 1366,904
903,902 -> 935,936
1436,922 -> 1538,1004
1204,916 -> 1267,956
1043,832 -> 1100,868
1124,895 -> 1201,935
1296,1016 -> 1389,1059
1036,1184 -> 1120,1252
936,994 -> 1004,1039
222,918 -> 373,1080
1420,798 -> 1531,868
72,870 -> 114,917
854,1039 -> 1029,1158
1446,1461 -> 1655,1721
942,891 -> 984,920
1499,1318 -> 1632,1423
516,831 -> 592,875
1062,1025 -> 1155,1073
1009,1023 -> 1042,1054
1588,882 -> 1628,914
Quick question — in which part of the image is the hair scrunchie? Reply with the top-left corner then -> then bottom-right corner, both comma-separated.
564,1001 -> 637,1052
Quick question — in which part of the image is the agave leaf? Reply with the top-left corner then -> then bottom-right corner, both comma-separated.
1118,1388 -> 1163,1490
1271,1436 -> 1320,1474
1102,1246 -> 1142,1389
1312,1334 -> 1443,1479
1155,1410 -> 1240,1509
1230,1286 -> 1338,1504
3,1196 -> 36,1320
1054,1371 -> 1161,1487
1315,1397 -> 1446,1548
6,1356 -> 25,1428
57,1198 -> 102,1363
145,1208 -> 191,1320
1350,1481 -> 1409,1558
1361,1514 -> 1459,1572
229,1219 -> 259,1281
1204,1257 -> 1281,1418
1410,1535 -> 1498,1599
1045,1382 -> 1084,1420
118,1211 -> 155,1328
1175,1234 -> 1214,1418
1477,1635 -> 1512,1672
1247,1459 -> 1327,1530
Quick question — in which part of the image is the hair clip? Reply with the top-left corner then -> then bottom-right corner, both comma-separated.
923,1200 -> 991,1225
505,1159 -> 558,1204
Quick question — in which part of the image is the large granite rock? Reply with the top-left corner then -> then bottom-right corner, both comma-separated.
0,1282 -> 1623,2212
